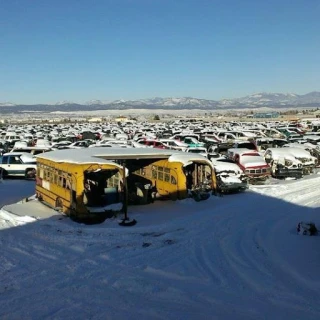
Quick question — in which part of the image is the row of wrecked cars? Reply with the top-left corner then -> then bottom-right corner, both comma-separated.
209,141 -> 318,193
0,120 -> 320,195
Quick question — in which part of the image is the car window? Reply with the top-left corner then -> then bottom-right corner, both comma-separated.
33,150 -> 44,155
9,156 -> 22,164
239,143 -> 256,150
1,156 -> 8,164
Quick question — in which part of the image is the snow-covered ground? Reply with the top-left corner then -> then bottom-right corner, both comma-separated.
0,176 -> 320,319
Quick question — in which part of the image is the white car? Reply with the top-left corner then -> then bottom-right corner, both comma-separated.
185,147 -> 208,158
160,139 -> 188,151
211,157 -> 248,193
66,141 -> 91,149
264,147 -> 317,175
51,140 -> 73,150
0,152 -> 37,179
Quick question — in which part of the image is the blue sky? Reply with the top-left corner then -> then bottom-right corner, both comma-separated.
1,0 -> 320,104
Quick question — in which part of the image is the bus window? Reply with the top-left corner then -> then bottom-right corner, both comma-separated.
171,176 -> 177,185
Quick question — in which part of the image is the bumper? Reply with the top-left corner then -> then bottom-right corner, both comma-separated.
273,168 -> 303,179
219,182 -> 248,192
302,166 -> 315,175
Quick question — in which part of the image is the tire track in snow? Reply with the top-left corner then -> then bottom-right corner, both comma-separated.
251,175 -> 320,207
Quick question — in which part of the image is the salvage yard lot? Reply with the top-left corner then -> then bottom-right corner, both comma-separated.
0,174 -> 319,319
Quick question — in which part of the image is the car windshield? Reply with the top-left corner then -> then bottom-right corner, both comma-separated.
188,149 -> 205,153
20,154 -> 36,163
238,143 -> 256,150
242,153 -> 260,156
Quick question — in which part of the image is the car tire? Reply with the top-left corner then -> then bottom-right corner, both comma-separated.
25,168 -> 36,179
0,168 -> 8,179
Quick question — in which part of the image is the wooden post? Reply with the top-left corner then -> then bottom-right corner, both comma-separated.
194,163 -> 198,187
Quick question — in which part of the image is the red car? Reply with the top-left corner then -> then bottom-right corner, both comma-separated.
135,139 -> 170,149
227,148 -> 271,181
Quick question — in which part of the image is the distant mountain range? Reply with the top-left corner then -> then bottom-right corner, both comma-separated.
1,92 -> 320,113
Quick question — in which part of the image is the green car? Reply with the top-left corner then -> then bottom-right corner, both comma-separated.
183,137 -> 205,148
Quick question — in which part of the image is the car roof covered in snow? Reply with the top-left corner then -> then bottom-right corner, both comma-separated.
3,151 -> 35,158
265,147 -> 314,158
213,161 -> 244,173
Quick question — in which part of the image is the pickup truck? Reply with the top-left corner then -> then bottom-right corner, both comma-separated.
227,148 -> 271,182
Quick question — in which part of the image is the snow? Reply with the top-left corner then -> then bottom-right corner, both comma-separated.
38,147 -> 181,163
213,161 -> 243,174
168,153 -> 212,167
37,148 -> 213,170
240,155 -> 268,167
220,175 -> 243,184
0,177 -> 320,319
36,147 -> 126,167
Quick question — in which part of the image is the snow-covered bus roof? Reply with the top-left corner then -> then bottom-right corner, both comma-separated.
94,147 -> 213,167
36,147 -> 213,167
168,153 -> 214,168
35,147 -> 125,167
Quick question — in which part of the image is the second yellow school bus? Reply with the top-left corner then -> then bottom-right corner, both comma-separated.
93,149 -> 217,202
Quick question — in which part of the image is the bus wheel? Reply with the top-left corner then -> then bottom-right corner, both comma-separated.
69,208 -> 77,221
55,198 -> 63,211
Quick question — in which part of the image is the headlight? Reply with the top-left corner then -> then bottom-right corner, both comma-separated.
285,160 -> 293,167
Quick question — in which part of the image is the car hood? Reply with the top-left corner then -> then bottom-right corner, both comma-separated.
20,154 -> 37,163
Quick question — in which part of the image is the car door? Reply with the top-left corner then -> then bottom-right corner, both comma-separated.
7,155 -> 25,176
1,155 -> 9,173
225,133 -> 236,142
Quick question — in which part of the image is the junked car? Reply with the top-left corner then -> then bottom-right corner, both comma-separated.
212,157 -> 248,193
185,146 -> 208,158
182,136 -> 205,148
255,138 -> 288,151
283,143 -> 320,168
160,139 -> 188,152
263,148 -> 303,179
132,138 -> 169,149
278,146 -> 317,174
0,152 -> 37,179
227,148 -> 271,182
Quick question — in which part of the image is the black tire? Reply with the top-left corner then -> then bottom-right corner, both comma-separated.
0,168 -> 8,179
25,168 -> 36,179
69,207 -> 77,220
55,197 -> 63,211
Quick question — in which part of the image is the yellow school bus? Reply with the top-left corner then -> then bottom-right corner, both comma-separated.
35,148 -> 125,220
36,147 -> 216,220
93,149 -> 217,202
